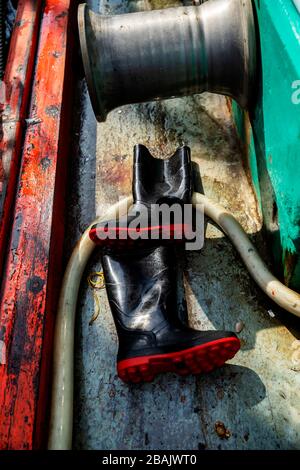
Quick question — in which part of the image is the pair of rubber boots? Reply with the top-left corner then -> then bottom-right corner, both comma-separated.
90,145 -> 240,383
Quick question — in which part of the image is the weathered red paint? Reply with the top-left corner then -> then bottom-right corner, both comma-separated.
0,0 -> 76,449
0,0 -> 42,278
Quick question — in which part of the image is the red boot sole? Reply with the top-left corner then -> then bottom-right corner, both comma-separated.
117,336 -> 241,383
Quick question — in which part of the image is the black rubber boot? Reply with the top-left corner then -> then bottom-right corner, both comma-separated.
91,145 -> 240,383
102,244 -> 240,383
89,144 -> 194,245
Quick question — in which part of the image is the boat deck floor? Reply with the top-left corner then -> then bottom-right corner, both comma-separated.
65,0 -> 300,450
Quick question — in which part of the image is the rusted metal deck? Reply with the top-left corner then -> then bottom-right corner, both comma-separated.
66,0 -> 300,451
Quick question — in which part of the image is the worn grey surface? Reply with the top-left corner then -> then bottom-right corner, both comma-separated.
66,0 -> 300,450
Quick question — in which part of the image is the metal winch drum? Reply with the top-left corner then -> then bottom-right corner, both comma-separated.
78,0 -> 257,122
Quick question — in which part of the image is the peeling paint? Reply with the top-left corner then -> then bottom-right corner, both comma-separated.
0,0 -> 75,450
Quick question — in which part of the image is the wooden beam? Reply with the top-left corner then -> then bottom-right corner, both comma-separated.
0,0 -> 42,277
0,0 -> 77,449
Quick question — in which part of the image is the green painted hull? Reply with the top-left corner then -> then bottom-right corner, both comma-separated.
233,0 -> 300,290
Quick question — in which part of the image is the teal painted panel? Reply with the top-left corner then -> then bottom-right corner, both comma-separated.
234,0 -> 300,290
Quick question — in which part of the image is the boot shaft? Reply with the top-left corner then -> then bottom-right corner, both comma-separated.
90,145 -> 194,245
102,245 -> 181,334
133,145 -> 192,206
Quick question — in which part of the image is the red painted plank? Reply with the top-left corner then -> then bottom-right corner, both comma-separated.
0,0 -> 42,278
0,0 -> 76,449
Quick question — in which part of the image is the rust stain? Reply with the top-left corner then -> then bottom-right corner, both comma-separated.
215,421 -> 231,440
98,155 -> 132,196
283,250 -> 298,287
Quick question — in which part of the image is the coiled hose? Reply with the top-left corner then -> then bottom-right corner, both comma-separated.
48,192 -> 300,450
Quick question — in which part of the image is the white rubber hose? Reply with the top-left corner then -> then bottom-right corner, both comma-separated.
192,193 -> 300,317
48,197 -> 132,450
48,192 -> 300,450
